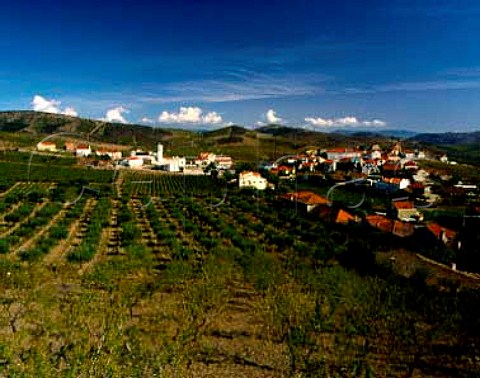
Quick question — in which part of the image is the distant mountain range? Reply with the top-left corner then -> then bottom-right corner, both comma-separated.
409,131 -> 480,145
409,131 -> 480,164
332,128 -> 419,139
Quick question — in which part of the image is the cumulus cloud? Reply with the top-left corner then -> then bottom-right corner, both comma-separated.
202,111 -> 222,124
63,107 -> 78,117
140,117 -> 154,124
103,106 -> 129,124
158,107 -> 223,125
31,95 -> 78,117
304,115 -> 386,128
266,109 -> 282,124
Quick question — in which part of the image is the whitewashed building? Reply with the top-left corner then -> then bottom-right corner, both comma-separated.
37,141 -> 57,152
239,171 -> 268,190
76,144 -> 92,157
126,156 -> 144,168
96,149 -> 122,160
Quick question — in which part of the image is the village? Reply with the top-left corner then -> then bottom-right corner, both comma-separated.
35,138 -> 480,268
238,142 -> 480,270
36,140 -> 233,174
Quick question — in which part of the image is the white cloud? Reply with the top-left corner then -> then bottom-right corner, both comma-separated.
266,109 -> 282,124
103,106 -> 129,124
140,72 -> 326,104
158,107 -> 223,125
63,107 -> 78,117
362,119 -> 386,127
305,115 -> 386,128
140,117 -> 154,124
202,111 -> 222,124
31,95 -> 78,117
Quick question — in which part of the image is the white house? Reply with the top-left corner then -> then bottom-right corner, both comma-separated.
239,171 -> 268,190
37,141 -> 57,152
215,155 -> 233,169
126,156 -> 144,168
324,148 -> 361,161
96,149 -> 122,160
159,156 -> 186,172
76,144 -> 92,157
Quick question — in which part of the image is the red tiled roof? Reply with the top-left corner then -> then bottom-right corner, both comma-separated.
336,209 -> 356,224
77,144 -> 90,149
427,223 -> 457,240
382,163 -> 400,171
384,177 -> 403,185
283,191 -> 330,205
393,201 -> 415,210
366,215 -> 394,233
366,215 -> 414,237
39,141 -> 56,145
410,182 -> 425,189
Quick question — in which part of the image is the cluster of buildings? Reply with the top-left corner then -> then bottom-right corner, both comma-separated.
279,189 -> 459,250
237,142 -> 479,257
36,140 -> 233,174
37,141 -> 122,160
125,144 -> 233,173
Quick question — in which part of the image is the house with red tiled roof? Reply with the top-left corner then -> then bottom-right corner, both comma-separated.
76,144 -> 92,157
282,191 -> 330,212
270,165 -> 296,178
381,162 -> 402,177
365,214 -> 414,237
383,177 -> 410,190
239,171 -> 268,190
393,200 -> 421,221
96,148 -> 122,160
404,161 -> 419,170
426,223 -> 457,246
64,142 -> 75,152
335,209 -> 360,224
324,148 -> 361,161
366,214 -> 394,233
36,141 -> 57,152
126,156 -> 143,167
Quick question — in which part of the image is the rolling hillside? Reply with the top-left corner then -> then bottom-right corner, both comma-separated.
410,131 -> 480,164
6,111 -> 472,162
0,112 -> 371,161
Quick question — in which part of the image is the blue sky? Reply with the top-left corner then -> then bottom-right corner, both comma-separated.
1,0 -> 480,132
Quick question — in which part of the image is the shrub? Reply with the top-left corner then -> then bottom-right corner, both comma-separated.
0,239 -> 9,254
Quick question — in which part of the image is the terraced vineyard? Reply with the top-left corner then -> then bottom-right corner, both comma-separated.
0,173 -> 478,377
